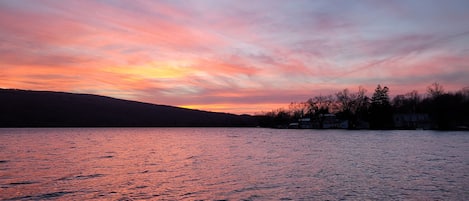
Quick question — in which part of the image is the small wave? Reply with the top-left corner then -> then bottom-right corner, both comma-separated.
99,155 -> 114,159
58,174 -> 105,181
75,174 -> 105,179
181,191 -> 196,197
128,185 -> 148,190
8,181 -> 38,186
427,158 -> 444,162
38,191 -> 75,199
7,191 -> 75,200
231,184 -> 282,197
117,196 -> 134,201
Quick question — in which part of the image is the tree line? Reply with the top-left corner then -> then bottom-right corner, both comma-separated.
257,83 -> 469,130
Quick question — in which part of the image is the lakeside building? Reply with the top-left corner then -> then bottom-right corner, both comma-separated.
321,114 -> 348,129
289,114 -> 349,129
288,118 -> 312,129
393,113 -> 431,130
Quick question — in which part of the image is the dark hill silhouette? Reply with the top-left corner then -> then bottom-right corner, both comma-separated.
0,89 -> 256,127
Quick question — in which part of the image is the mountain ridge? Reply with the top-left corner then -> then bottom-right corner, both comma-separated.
0,88 -> 257,127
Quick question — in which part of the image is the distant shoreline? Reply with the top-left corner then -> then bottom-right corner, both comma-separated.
1,127 -> 468,131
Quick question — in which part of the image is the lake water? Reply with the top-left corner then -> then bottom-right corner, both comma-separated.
0,128 -> 468,200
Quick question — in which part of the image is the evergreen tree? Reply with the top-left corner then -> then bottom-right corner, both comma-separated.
370,84 -> 393,129
371,85 -> 390,106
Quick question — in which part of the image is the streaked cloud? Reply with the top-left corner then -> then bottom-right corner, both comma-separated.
1,0 -> 468,114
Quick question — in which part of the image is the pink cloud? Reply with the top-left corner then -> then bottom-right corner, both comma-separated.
1,1 -> 469,114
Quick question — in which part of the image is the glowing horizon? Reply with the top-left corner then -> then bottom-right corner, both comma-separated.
1,0 -> 469,114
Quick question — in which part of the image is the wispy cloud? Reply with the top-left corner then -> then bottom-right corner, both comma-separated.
1,0 -> 468,114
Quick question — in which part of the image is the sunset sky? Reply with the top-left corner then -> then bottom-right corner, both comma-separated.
1,0 -> 469,114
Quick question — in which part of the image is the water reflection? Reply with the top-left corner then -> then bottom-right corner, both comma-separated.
0,128 -> 468,200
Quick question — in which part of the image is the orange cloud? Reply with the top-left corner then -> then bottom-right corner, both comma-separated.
1,1 -> 469,114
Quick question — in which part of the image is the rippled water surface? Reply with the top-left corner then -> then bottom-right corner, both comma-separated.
1,128 -> 468,200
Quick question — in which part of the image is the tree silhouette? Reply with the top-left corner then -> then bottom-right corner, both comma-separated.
427,82 -> 444,98
369,84 -> 393,129
259,83 -> 469,130
335,86 -> 369,128
307,95 -> 336,115
392,90 -> 421,113
288,102 -> 309,120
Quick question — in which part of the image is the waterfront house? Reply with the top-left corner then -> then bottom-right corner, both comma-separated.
393,113 -> 431,129
322,114 -> 348,129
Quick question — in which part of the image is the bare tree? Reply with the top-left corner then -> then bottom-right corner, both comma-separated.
336,88 -> 352,113
307,95 -> 336,115
427,82 -> 444,98
288,102 -> 309,119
